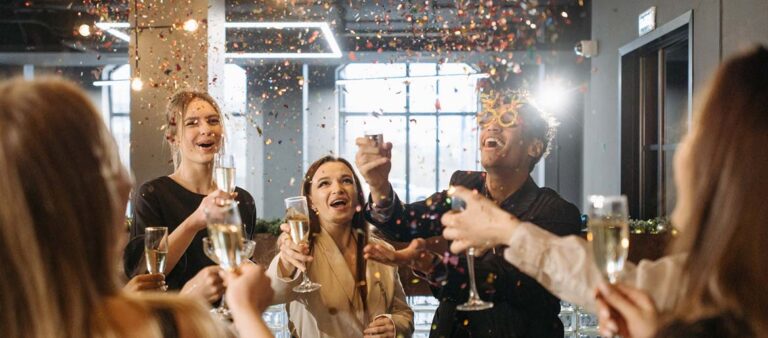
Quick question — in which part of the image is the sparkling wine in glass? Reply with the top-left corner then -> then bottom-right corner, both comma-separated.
201,237 -> 256,322
451,195 -> 493,312
205,201 -> 244,321
214,150 -> 236,196
285,196 -> 321,293
587,195 -> 630,284
206,202 -> 244,271
144,227 -> 168,291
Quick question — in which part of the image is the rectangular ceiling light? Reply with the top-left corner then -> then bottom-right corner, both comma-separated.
94,22 -> 131,42
335,73 -> 490,85
224,22 -> 342,59
95,21 -> 342,59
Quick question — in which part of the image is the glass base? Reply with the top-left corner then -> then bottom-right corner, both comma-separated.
293,281 -> 322,293
456,298 -> 494,312
210,306 -> 232,321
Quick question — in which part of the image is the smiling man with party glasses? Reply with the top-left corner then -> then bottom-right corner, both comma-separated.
355,87 -> 582,338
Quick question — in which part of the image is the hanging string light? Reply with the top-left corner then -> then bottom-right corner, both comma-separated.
77,24 -> 91,37
130,0 -> 142,92
183,19 -> 199,32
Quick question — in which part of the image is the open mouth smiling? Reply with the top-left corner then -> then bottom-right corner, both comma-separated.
482,137 -> 506,149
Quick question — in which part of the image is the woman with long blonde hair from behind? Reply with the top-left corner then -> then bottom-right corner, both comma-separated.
0,77 -> 273,338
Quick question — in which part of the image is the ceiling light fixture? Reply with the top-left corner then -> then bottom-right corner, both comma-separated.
335,73 -> 490,85
94,22 -> 130,42
130,77 -> 144,91
224,22 -> 342,59
95,21 -> 342,60
78,24 -> 91,37
183,19 -> 199,32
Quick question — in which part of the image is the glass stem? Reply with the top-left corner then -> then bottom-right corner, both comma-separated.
301,271 -> 311,285
467,248 -> 480,300
220,291 -> 229,311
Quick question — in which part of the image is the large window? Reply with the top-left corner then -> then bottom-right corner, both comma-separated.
102,65 -> 132,166
338,63 -> 481,202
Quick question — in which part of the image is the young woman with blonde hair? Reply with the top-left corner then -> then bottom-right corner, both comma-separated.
123,90 -> 258,302
0,77 -> 273,337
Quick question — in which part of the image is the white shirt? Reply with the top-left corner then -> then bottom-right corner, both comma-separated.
503,222 -> 687,313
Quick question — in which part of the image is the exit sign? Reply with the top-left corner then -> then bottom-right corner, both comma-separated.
639,7 -> 656,36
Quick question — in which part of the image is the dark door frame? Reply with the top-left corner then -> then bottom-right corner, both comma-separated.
618,11 -> 693,219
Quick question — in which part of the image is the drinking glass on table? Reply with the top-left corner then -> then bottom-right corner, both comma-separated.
284,196 -> 321,293
205,201 -> 245,321
586,195 -> 630,284
451,195 -> 493,311
144,226 -> 169,291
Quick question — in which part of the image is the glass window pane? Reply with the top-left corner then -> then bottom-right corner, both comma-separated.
437,77 -> 478,113
341,116 -> 407,199
228,115 -> 248,189
663,43 -> 688,145
408,79 -> 438,113
437,63 -> 476,76
340,63 -> 406,79
111,115 -> 131,166
110,82 -> 130,113
109,65 -> 131,114
437,115 -> 480,188
409,63 -> 437,77
408,116 -> 437,201
663,149 -> 676,216
223,64 -> 247,115
340,80 -> 407,113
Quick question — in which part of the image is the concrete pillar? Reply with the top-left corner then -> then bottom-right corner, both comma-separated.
129,0 -> 225,185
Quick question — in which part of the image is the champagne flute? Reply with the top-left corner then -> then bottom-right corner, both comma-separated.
285,196 -> 321,293
205,201 -> 244,321
452,195 -> 493,311
201,237 -> 256,322
213,142 -> 236,201
144,227 -> 169,291
587,195 -> 630,284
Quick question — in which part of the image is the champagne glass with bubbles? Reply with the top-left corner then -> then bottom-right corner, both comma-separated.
587,195 -> 630,284
202,236 -> 255,321
285,196 -> 321,293
452,195 -> 493,311
214,137 -> 236,201
205,201 -> 245,320
144,227 -> 169,291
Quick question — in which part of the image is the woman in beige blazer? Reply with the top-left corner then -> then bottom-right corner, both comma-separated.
267,156 -> 414,338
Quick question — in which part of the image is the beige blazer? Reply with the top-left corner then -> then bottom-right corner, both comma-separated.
267,227 -> 414,338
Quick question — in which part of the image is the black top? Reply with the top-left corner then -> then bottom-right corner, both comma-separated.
123,176 -> 257,290
365,171 -> 582,338
656,312 -> 755,338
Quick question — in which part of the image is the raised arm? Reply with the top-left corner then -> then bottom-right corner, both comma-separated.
442,186 -> 685,313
